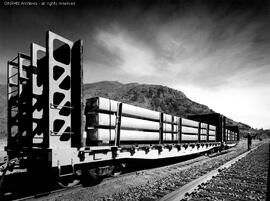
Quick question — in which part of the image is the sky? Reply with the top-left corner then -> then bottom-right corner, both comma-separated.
0,0 -> 269,129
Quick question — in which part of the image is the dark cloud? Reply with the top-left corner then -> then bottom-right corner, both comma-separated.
85,36 -> 123,68
1,0 -> 269,128
0,0 -> 269,87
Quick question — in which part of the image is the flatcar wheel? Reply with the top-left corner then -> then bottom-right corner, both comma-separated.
57,171 -> 81,188
81,168 -> 103,187
57,176 -> 80,188
112,163 -> 126,176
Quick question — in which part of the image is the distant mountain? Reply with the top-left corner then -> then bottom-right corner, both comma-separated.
0,81 -> 253,139
84,81 -> 214,117
256,129 -> 270,139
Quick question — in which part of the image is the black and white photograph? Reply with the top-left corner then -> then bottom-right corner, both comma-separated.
0,0 -> 269,200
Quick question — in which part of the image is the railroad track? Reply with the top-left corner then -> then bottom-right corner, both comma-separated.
2,181 -> 76,201
95,142 -> 263,201
1,149 -> 226,201
0,152 -> 207,201
182,142 -> 269,201
2,142 -> 263,201
159,146 -> 256,201
89,142 -> 255,201
9,186 -> 82,201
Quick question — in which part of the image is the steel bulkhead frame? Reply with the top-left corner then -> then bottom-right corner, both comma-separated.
171,116 -> 174,141
159,112 -> 164,144
31,43 -> 48,147
6,52 -> 34,152
71,40 -> 84,148
198,122 -> 201,143
46,31 -> 74,149
7,57 -> 19,150
114,102 -> 122,147
206,124 -> 209,142
178,118 -> 182,143
18,53 -> 32,147
223,116 -> 226,143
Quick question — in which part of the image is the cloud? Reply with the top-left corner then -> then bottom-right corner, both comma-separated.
95,27 -> 157,77
147,11 -> 270,90
88,11 -> 270,97
1,0 -> 269,128
175,84 -> 270,129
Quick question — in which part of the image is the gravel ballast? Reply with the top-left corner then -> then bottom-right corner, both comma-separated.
183,142 -> 269,201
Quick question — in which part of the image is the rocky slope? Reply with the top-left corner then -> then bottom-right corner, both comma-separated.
84,81 -> 214,117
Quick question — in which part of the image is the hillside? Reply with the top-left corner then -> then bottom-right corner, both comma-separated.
0,81 -> 253,139
84,81 -> 214,117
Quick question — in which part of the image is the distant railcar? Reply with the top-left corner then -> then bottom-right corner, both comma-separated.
188,113 -> 239,147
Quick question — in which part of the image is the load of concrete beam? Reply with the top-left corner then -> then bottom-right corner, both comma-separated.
87,113 -> 178,132
85,97 -> 217,144
226,129 -> 236,141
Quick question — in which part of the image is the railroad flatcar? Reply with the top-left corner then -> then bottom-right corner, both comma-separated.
188,114 -> 239,147
1,31 -> 239,188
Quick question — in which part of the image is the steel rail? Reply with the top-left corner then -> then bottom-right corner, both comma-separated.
6,151 -> 212,200
3,147 -> 236,201
159,146 -> 259,201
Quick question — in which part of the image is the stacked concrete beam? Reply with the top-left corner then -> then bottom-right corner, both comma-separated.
226,130 -> 237,141
85,97 -> 217,145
